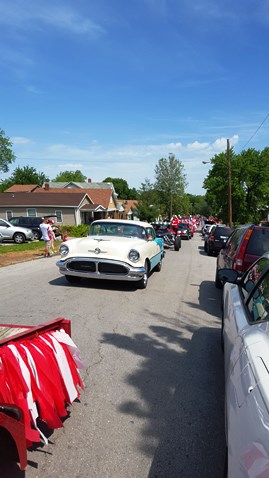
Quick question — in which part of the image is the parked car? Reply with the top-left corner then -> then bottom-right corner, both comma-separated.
177,222 -> 192,240
56,219 -> 164,289
219,254 -> 269,477
215,224 -> 269,288
0,218 -> 34,244
8,216 -> 61,241
203,224 -> 217,251
202,220 -> 216,236
206,225 -> 233,256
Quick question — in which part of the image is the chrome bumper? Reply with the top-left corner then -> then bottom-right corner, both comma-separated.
56,257 -> 146,282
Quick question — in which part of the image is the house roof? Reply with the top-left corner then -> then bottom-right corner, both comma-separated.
35,187 -> 116,210
4,184 -> 41,193
0,192 -> 92,207
42,181 -> 116,191
119,199 -> 138,213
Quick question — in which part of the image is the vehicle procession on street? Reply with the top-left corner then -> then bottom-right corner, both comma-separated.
2,213 -> 269,477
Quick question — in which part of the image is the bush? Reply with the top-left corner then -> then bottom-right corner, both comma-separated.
58,224 -> 89,238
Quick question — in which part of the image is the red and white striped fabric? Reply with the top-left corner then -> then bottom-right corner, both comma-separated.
0,328 -> 84,447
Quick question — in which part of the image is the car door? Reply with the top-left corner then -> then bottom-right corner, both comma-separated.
0,219 -> 12,239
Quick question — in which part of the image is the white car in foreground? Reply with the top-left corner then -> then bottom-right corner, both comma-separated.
56,219 -> 164,289
219,254 -> 269,477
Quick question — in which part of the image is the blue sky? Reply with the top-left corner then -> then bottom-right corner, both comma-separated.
0,0 -> 268,195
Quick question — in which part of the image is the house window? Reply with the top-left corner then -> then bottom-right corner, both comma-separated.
6,210 -> 13,220
55,210 -> 63,223
27,208 -> 37,217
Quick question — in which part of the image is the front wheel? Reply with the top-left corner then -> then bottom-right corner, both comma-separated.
138,261 -> 149,289
13,233 -> 26,244
32,231 -> 41,241
174,236 -> 181,251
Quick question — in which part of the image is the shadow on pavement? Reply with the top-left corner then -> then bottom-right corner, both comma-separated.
101,320 -> 225,478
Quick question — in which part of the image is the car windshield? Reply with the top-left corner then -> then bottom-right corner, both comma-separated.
89,222 -> 147,239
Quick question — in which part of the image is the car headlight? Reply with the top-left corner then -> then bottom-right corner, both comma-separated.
59,244 -> 69,256
128,249 -> 140,262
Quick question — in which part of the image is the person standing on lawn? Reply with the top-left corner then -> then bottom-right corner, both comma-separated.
40,218 -> 51,257
47,219 -> 56,255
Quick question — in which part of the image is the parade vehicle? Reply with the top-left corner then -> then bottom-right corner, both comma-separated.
57,219 -> 164,289
152,222 -> 181,251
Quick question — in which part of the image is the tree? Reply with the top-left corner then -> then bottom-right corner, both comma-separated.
53,170 -> 87,182
154,153 -> 187,218
0,129 -> 16,173
9,166 -> 49,186
203,147 -> 269,224
136,178 -> 161,222
103,177 -> 138,199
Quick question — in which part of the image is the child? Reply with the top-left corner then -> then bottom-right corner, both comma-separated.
47,220 -> 56,256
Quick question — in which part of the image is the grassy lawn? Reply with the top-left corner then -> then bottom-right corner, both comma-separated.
0,241 -> 46,255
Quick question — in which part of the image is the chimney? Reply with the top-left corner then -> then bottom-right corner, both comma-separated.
44,183 -> 49,191
88,178 -> 92,183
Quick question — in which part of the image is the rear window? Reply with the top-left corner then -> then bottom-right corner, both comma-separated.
225,227 -> 247,260
246,228 -> 269,256
213,227 -> 233,238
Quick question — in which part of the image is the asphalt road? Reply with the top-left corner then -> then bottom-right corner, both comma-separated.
0,233 -> 225,478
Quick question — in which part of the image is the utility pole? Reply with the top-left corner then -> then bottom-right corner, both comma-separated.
227,139 -> 232,227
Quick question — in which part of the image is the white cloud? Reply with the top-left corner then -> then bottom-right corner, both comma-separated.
0,1 -> 105,36
11,136 -> 31,144
187,141 -> 209,150
9,134 -> 240,195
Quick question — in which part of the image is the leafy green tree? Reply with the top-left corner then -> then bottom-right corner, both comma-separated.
9,166 -> 49,185
136,178 -> 161,222
0,178 -> 13,193
103,177 -> 138,199
53,170 -> 87,182
0,129 -> 16,173
154,153 -> 187,218
203,147 -> 269,224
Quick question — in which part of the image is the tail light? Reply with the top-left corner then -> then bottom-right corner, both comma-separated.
209,236 -> 215,242
233,229 -> 253,271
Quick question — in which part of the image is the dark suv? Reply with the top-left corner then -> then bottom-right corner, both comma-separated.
206,225 -> 233,256
9,217 -> 43,240
215,224 -> 269,288
8,216 -> 61,240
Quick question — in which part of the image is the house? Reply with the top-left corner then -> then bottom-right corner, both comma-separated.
37,181 -> 120,222
0,192 -> 105,225
118,200 -> 139,220
1,180 -> 139,224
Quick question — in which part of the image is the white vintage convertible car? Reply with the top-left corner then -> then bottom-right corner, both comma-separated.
56,219 -> 164,289
220,253 -> 269,477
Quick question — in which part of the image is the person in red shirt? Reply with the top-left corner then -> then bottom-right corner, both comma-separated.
171,215 -> 179,233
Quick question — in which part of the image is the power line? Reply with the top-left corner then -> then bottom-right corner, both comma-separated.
240,112 -> 269,151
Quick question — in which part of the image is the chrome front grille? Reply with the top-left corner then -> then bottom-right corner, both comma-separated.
67,259 -> 129,275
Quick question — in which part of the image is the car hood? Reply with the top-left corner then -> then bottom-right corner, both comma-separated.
61,236 -> 149,263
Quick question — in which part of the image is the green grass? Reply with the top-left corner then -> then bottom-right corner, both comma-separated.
0,241 -> 45,254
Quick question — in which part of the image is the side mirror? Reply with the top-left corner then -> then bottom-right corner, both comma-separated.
218,268 -> 239,284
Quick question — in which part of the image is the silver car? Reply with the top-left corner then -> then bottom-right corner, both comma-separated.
0,218 -> 34,243
220,254 -> 269,477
